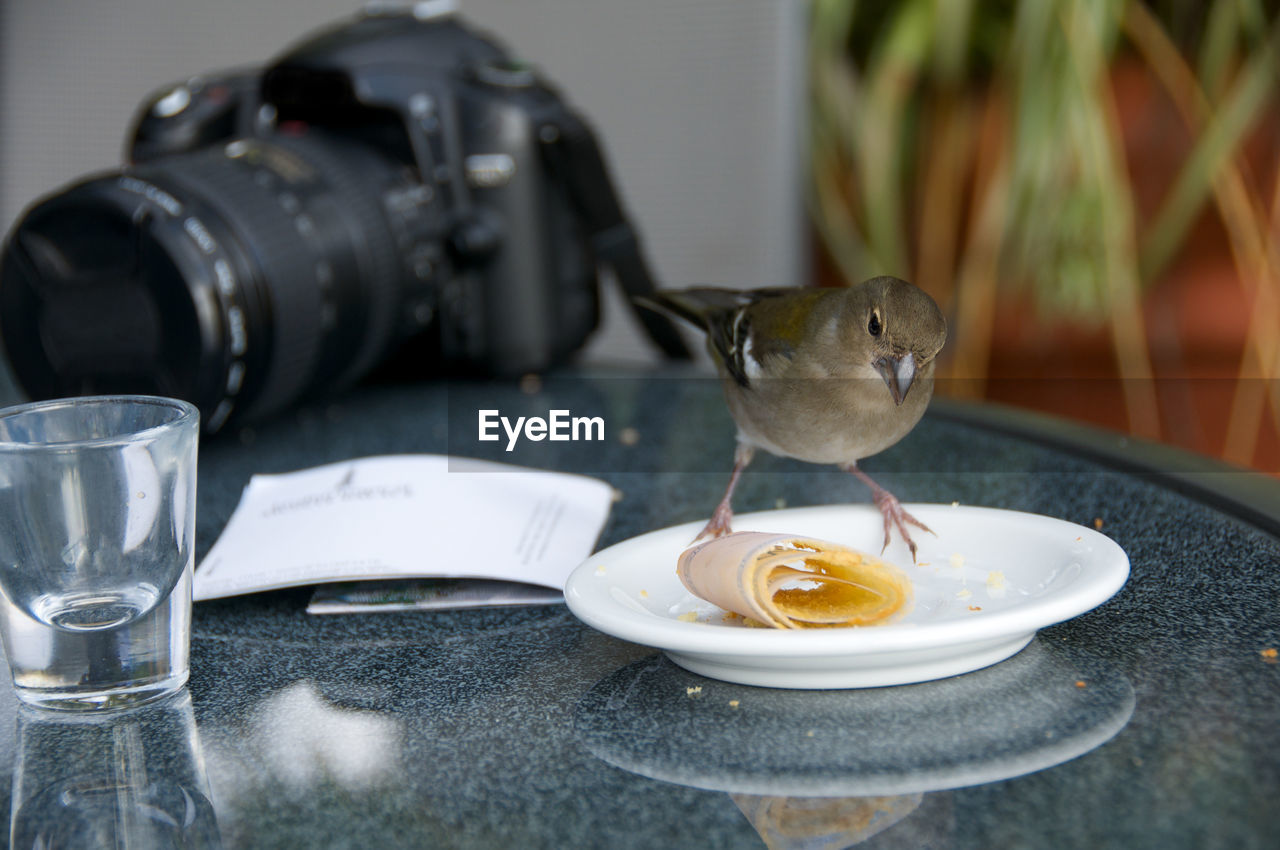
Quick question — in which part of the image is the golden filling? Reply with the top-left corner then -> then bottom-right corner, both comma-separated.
763,549 -> 909,627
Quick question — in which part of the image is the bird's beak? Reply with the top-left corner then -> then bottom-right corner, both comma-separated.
875,352 -> 916,406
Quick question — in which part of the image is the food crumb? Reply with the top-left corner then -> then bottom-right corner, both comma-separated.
677,611 -> 699,623
686,686 -> 702,696
968,605 -> 982,611
956,588 -> 973,599
594,566 -> 607,576
728,700 -> 740,708
986,570 -> 1006,589
1093,517 -> 1104,530
1075,680 -> 1087,688
774,498 -> 788,509
951,500 -> 960,507
639,590 -> 649,598
618,426 -> 641,447
805,729 -> 815,738
949,553 -> 966,569
917,562 -> 931,568
1261,647 -> 1278,662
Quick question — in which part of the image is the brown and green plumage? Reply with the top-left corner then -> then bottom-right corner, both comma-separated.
641,277 -> 948,559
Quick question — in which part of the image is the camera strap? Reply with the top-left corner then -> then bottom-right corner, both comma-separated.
536,112 -> 691,360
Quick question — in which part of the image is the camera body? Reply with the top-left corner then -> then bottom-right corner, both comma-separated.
131,7 -> 601,374
0,5 -> 683,432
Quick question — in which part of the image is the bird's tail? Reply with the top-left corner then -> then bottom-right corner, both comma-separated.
634,293 -> 707,331
634,287 -> 757,331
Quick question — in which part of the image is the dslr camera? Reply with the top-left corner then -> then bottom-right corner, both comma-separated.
0,2 -> 686,432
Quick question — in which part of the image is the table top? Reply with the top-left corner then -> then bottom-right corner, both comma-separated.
1,368 -> 1277,849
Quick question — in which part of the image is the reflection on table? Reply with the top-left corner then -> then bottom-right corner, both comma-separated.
576,639 -> 1134,847
10,689 -> 221,848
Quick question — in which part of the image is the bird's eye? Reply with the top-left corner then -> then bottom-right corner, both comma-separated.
868,312 -> 882,337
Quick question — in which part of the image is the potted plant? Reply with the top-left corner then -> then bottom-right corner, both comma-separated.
808,0 -> 1280,469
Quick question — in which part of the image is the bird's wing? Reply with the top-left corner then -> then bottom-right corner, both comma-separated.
740,289 -> 829,363
704,302 -> 755,387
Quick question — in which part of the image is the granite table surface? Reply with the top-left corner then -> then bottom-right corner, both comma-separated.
0,369 -> 1277,849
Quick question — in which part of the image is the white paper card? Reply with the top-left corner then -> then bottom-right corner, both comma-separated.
194,455 -> 614,601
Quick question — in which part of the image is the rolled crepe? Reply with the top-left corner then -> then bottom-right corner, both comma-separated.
676,532 -> 911,629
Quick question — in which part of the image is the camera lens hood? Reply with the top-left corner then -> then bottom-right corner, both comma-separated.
0,132 -> 403,433
0,176 -> 240,424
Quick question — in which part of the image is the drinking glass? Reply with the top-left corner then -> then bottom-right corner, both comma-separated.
0,395 -> 198,710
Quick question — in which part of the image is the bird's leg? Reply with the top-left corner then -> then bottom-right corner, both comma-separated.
841,463 -> 934,562
694,443 -> 755,542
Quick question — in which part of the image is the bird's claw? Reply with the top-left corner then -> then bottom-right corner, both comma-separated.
871,490 -> 934,564
692,503 -> 735,544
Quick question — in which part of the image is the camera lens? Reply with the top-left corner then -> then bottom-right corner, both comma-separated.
0,132 -> 407,433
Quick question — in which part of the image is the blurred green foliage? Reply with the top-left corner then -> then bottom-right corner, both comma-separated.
809,0 -> 1279,320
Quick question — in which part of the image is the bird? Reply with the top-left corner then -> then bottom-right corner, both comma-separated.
640,277 -> 947,561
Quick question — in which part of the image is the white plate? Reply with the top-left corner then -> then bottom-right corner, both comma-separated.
564,504 -> 1129,688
